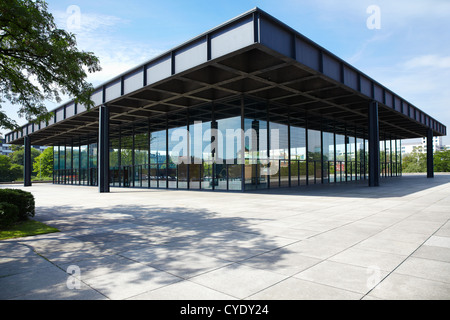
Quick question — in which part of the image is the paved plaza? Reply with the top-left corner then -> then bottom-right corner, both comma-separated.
1,174 -> 450,300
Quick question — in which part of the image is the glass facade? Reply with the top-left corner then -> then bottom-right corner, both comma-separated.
52,96 -> 402,190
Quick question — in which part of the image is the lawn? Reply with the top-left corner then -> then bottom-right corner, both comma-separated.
0,219 -> 59,240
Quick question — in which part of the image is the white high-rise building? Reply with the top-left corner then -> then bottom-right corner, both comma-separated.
422,136 -> 443,153
400,136 -> 444,157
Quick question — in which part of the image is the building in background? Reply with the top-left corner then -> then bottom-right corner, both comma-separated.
399,136 -> 445,156
0,138 -> 13,156
0,137 -> 47,156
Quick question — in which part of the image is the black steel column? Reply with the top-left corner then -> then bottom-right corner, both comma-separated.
368,101 -> 380,187
427,128 -> 434,178
23,135 -> 32,187
98,105 -> 110,193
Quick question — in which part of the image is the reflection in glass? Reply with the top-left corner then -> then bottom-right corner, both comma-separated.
244,102 -> 268,190
357,137 -> 364,180
322,131 -> 334,183
150,129 -> 166,188
308,129 -> 321,184
335,134 -> 345,182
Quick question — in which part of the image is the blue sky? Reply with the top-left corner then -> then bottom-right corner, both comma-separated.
2,0 -> 450,144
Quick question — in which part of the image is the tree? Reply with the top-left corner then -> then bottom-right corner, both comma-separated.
402,148 -> 426,173
434,149 -> 450,172
402,148 -> 450,173
33,146 -> 53,178
9,146 -> 41,169
0,0 -> 101,130
0,154 -> 22,181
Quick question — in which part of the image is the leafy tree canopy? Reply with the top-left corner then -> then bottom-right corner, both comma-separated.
0,154 -> 22,181
0,0 -> 101,130
434,149 -> 450,172
9,145 -> 40,166
33,146 -> 53,178
402,148 -> 450,173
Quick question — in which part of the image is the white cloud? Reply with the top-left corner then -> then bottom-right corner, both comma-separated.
53,8 -> 126,35
52,8 -> 164,86
403,55 -> 450,70
1,6 -> 164,136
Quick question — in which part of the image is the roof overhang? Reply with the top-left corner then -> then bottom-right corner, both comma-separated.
5,8 -> 446,146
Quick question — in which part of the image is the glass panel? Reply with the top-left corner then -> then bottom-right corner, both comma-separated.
386,139 -> 391,177
59,145 -> 65,171
121,133 -> 133,167
308,129 -> 321,184
290,124 -> 306,186
202,161 -> 213,190
269,104 -> 289,188
189,164 -> 201,189
110,136 -> 119,187
150,119 -> 167,188
89,142 -> 97,168
365,139 -> 369,180
168,112 -> 186,189
188,105 -> 212,190
335,133 -> 345,182
135,124 -> 149,188
150,164 -> 158,188
215,163 -> 227,190
357,137 -> 364,180
397,140 -> 402,176
66,145 -> 72,184
380,140 -> 386,177
228,164 -> 242,190
177,163 -> 188,189
167,162 -> 177,189
215,99 -> 243,191
322,131 -> 334,183
89,142 -> 97,186
53,146 -> 59,170
158,163 -> 167,188
244,101 -> 268,190
53,146 -> 59,183
72,146 -> 79,184
347,134 -> 355,181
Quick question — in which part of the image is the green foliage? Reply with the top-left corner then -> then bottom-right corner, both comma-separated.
0,188 -> 35,221
33,147 -> 53,178
0,202 -> 19,229
402,149 -> 427,173
0,0 -> 101,130
402,148 -> 450,173
434,149 -> 450,172
0,154 -> 23,181
9,146 -> 41,166
9,163 -> 23,180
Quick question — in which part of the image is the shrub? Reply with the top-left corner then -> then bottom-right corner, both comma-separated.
0,202 -> 19,229
0,189 -> 35,221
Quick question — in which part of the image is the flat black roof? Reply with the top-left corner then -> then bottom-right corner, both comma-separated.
5,8 -> 446,145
